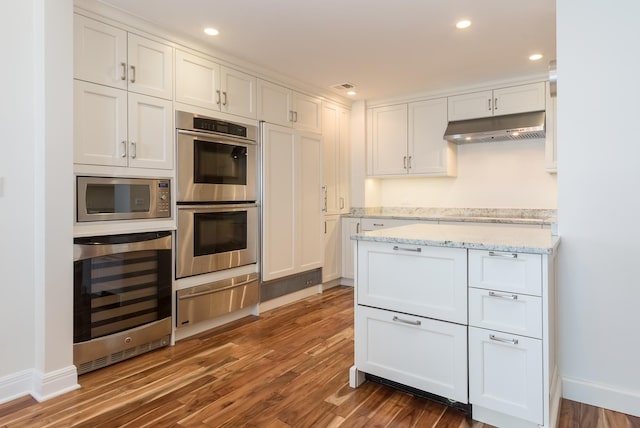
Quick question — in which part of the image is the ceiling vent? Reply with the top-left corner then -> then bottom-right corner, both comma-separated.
332,82 -> 355,91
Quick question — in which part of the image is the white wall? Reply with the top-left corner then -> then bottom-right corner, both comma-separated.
0,0 -> 77,403
557,0 -> 640,417
378,139 -> 557,208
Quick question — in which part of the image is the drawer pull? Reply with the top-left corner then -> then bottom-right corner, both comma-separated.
393,245 -> 422,253
490,334 -> 519,345
392,316 -> 421,326
488,251 -> 518,258
488,291 -> 518,300
373,223 -> 384,227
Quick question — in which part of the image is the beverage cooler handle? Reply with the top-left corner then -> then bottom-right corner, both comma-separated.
74,233 -> 172,261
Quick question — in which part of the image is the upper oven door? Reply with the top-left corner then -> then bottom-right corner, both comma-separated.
177,130 -> 257,203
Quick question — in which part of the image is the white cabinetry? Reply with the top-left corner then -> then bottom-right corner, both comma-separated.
354,240 -> 468,403
322,215 -> 341,283
262,124 -> 323,282
341,217 -> 360,283
368,98 -> 455,177
322,103 -> 350,215
468,248 -> 556,427
258,80 -> 322,132
175,50 -> 257,119
74,79 -> 173,169
448,82 -> 546,121
74,14 -> 173,100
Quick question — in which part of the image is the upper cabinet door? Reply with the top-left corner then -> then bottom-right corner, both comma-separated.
175,50 -> 221,111
370,104 -> 408,176
74,14 -> 127,90
447,90 -> 493,121
127,93 -> 174,170
492,82 -> 546,116
292,93 -> 322,133
408,98 -> 455,176
220,66 -> 257,119
127,33 -> 173,100
258,79 -> 292,127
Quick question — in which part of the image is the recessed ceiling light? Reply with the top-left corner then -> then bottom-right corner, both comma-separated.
456,20 -> 472,29
347,90 -> 357,96
204,28 -> 219,36
529,53 -> 543,61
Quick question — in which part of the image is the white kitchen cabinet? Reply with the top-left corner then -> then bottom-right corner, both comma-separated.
262,124 -> 323,282
322,102 -> 350,215
175,50 -> 257,119
469,326 -> 543,425
341,217 -> 360,282
545,82 -> 557,173
322,215 -> 341,283
357,241 -> 467,324
74,14 -> 173,100
258,80 -> 322,132
448,82 -> 546,121
356,305 -> 468,403
369,98 -> 455,177
468,249 -> 542,296
74,80 -> 173,169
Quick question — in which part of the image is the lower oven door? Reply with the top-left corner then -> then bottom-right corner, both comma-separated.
176,204 -> 258,278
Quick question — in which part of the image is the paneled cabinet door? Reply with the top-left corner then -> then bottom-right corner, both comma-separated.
369,104 -> 408,175
126,33 -> 173,100
258,80 -> 292,127
341,217 -> 360,280
127,93 -> 174,170
447,90 -> 494,121
74,14 -> 127,90
74,80 -> 128,167
468,326 -> 543,424
292,92 -> 322,133
175,50 -> 221,111
220,66 -> 257,119
322,215 -> 341,282
408,98 -> 455,176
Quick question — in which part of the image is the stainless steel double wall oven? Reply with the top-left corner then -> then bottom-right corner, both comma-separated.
175,111 -> 259,279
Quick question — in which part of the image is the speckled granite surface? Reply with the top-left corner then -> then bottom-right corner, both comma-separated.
353,223 -> 560,254
347,207 -> 557,225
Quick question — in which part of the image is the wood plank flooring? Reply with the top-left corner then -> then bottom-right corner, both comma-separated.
0,286 -> 638,427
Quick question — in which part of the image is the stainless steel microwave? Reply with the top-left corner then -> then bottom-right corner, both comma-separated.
76,176 -> 171,222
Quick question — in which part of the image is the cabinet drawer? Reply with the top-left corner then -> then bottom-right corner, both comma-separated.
358,241 -> 467,324
468,326 -> 543,424
469,288 -> 542,338
469,249 -> 542,296
360,218 -> 419,231
356,305 -> 468,403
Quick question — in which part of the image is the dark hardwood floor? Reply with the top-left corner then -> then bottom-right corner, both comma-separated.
0,286 -> 638,427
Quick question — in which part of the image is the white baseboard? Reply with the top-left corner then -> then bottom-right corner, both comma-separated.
562,376 -> 640,417
0,366 -> 79,404
0,369 -> 33,404
31,365 -> 79,402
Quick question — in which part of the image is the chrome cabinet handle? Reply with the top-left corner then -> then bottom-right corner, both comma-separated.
222,91 -> 228,106
393,245 -> 422,253
494,97 -> 498,110
489,291 -> 518,300
216,90 -> 221,106
120,62 -> 127,81
403,156 -> 407,169
293,111 -> 298,122
178,278 -> 257,300
373,223 -> 384,227
121,140 -> 127,158
490,334 -> 519,345
407,156 -> 412,170
393,315 -> 421,326
339,197 -> 345,210
356,222 -> 360,233
324,221 -> 327,234
322,185 -> 327,212
289,110 -> 294,122
488,98 -> 492,110
130,141 -> 136,159
488,251 -> 518,258
130,65 -> 136,83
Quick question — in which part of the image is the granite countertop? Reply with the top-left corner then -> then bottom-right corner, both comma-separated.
345,207 -> 557,226
353,223 -> 560,254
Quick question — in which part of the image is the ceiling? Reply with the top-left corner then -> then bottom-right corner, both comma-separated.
96,0 -> 556,101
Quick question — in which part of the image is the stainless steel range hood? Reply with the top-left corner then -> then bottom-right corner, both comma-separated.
443,110 -> 546,144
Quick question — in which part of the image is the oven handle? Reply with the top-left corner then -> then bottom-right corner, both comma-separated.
74,234 -> 172,261
176,129 -> 257,145
178,278 -> 258,300
178,203 -> 258,211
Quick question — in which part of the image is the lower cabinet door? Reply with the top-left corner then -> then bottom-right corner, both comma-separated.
468,326 -> 543,424
355,305 -> 468,403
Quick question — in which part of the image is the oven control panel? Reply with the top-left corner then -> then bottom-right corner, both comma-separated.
156,180 -> 171,216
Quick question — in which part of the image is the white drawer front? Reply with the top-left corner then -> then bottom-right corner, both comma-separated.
358,241 -> 467,324
469,326 -> 543,424
356,305 -> 468,403
469,249 -> 542,296
469,288 -> 542,338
